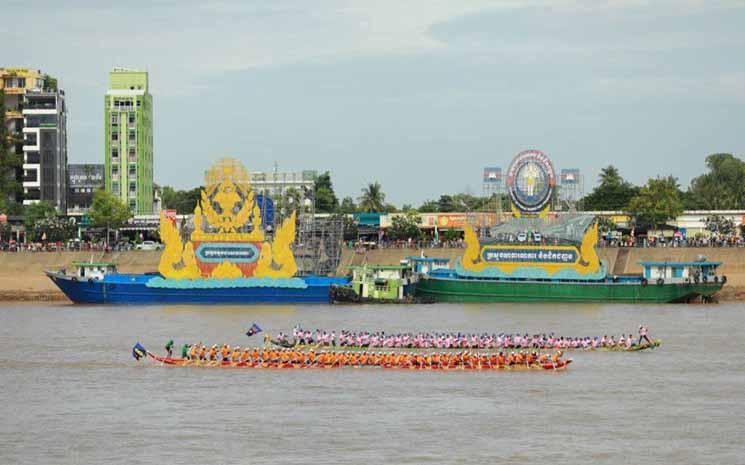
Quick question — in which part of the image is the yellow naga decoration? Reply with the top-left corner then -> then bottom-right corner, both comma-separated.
461,222 -> 601,276
158,158 -> 298,280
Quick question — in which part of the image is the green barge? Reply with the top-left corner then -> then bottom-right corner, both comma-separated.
415,272 -> 724,303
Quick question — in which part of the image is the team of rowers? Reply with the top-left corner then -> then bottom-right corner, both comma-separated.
276,325 -> 654,350
177,343 -> 567,369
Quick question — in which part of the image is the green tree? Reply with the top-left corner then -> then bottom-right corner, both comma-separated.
687,153 -> 745,210
437,195 -> 457,212
358,182 -> 386,213
582,165 -> 639,211
418,200 -> 439,213
313,171 -> 338,213
0,90 -> 23,208
89,190 -> 132,245
704,215 -> 735,236
161,186 -> 202,213
627,176 -> 684,230
338,196 -> 357,214
386,212 -> 423,241
42,74 -> 58,92
23,201 -> 57,230
30,216 -> 76,242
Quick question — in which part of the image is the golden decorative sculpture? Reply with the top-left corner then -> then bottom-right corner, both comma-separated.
158,158 -> 297,280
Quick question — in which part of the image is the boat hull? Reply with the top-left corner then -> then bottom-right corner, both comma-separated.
47,272 -> 348,305
146,352 -> 571,371
415,277 -> 723,303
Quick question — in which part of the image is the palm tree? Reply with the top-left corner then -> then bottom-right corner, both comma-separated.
358,182 -> 386,213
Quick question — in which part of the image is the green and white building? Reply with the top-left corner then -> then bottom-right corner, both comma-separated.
104,68 -> 153,214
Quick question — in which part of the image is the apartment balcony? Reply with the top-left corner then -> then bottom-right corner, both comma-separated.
24,102 -> 56,110
25,153 -> 41,164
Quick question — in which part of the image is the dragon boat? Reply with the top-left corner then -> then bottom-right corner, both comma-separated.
46,159 -> 347,304
135,346 -> 572,371
271,340 -> 661,352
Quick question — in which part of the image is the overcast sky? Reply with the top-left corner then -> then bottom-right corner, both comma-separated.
3,0 -> 744,205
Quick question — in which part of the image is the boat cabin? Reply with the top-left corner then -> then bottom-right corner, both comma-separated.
349,264 -> 415,300
639,260 -> 723,284
70,262 -> 118,280
406,256 -> 451,275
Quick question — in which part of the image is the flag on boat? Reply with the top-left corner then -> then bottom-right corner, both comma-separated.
245,323 -> 262,337
132,342 -> 147,360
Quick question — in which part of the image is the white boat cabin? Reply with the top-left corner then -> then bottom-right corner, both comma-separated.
640,260 -> 722,284
71,262 -> 118,280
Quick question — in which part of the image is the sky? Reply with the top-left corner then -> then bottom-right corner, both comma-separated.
3,0 -> 744,205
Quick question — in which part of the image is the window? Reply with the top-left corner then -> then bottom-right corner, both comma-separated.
129,166 -> 136,176
111,114 -> 119,124
128,113 -> 135,124
112,182 -> 119,192
129,182 -> 136,192
129,200 -> 136,209
128,130 -> 135,141
112,165 -> 119,175
112,131 -> 118,141
111,148 -> 119,158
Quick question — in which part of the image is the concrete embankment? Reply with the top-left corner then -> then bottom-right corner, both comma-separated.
1,247 -> 743,301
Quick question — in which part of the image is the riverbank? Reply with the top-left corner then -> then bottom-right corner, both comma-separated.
1,248 -> 744,301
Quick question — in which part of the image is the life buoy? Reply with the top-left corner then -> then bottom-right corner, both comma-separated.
656,278 -> 664,286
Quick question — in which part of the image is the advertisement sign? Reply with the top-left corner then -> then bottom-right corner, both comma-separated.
68,164 -> 104,188
483,167 -> 502,184
506,149 -> 556,213
560,169 -> 580,185
481,246 -> 578,264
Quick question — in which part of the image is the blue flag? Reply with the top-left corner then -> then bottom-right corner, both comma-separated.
132,342 -> 147,360
245,323 -> 262,337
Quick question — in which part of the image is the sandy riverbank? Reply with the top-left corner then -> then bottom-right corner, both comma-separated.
1,248 -> 744,302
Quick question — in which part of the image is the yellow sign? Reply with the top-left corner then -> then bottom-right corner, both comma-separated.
461,222 -> 600,276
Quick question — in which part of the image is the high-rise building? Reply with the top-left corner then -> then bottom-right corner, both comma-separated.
104,68 -> 153,214
1,68 -> 67,211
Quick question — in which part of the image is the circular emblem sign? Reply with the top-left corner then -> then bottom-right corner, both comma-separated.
506,149 -> 556,213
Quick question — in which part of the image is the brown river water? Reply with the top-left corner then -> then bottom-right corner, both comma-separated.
1,302 -> 744,465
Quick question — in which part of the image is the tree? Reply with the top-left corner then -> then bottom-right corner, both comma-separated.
386,212 -> 423,241
338,196 -> 357,214
23,201 -> 57,230
437,195 -> 457,212
30,216 -> 76,242
313,171 -> 338,213
627,176 -> 684,230
687,153 -> 745,210
161,186 -> 202,213
582,165 -> 639,211
704,215 -> 735,236
0,90 -> 23,208
358,182 -> 386,213
418,200 -> 439,213
89,190 -> 131,245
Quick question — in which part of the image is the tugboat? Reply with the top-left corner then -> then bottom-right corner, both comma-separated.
330,257 -> 450,304
46,158 -> 348,304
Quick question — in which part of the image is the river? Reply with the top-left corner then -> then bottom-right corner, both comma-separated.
1,302 -> 743,465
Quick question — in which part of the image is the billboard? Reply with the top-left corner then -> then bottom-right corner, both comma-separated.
483,167 -> 502,184
560,169 -> 580,185
68,164 -> 104,188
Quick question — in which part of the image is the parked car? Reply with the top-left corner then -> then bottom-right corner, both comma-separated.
135,241 -> 162,251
